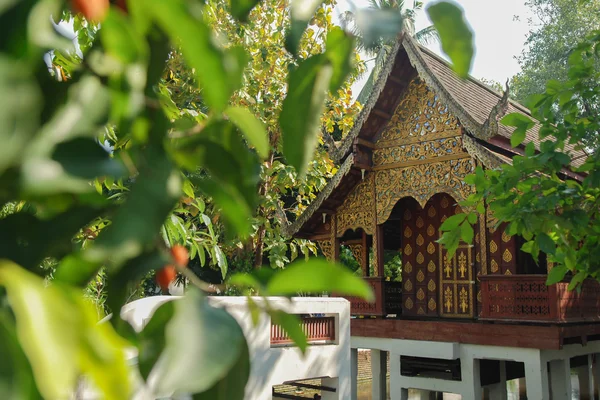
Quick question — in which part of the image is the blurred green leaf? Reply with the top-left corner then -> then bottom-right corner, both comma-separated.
285,0 -> 322,56
225,106 -> 269,159
150,0 -> 247,111
266,258 -> 374,300
536,232 -> 555,255
229,0 -> 259,22
51,138 -> 126,180
353,8 -> 404,51
100,9 -> 147,63
501,113 -> 535,147
325,27 -> 354,92
280,56 -> 333,175
0,262 -> 130,400
136,301 -> 175,380
426,1 -> 473,78
152,289 -> 248,396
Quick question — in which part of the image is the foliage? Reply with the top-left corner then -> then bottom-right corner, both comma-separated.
510,0 -> 600,120
0,0 -> 473,398
440,31 -> 600,287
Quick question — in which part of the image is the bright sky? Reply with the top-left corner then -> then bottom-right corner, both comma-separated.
336,0 -> 533,86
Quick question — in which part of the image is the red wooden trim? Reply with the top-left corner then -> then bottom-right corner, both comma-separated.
270,316 -> 336,346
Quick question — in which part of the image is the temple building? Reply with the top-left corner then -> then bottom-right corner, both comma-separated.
286,33 -> 600,400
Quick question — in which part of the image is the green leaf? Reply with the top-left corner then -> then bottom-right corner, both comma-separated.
51,138 -> 126,180
460,221 -> 474,244
353,8 -> 404,51
325,27 -> 355,93
567,271 -> 587,291
536,232 -> 555,255
439,213 -> 466,231
269,310 -> 307,353
229,0 -> 259,22
0,262 -> 130,400
225,106 -> 269,159
150,0 -> 247,111
192,340 -> 250,400
136,301 -> 175,380
152,289 -> 248,396
510,128 -> 527,148
266,258 -> 374,301
546,264 -> 568,285
280,55 -> 333,175
100,8 -> 147,63
426,2 -> 473,78
501,113 -> 535,147
285,0 -> 322,56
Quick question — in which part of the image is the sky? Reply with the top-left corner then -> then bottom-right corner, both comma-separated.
336,0 -> 533,89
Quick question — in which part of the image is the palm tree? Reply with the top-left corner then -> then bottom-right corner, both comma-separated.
341,0 -> 438,104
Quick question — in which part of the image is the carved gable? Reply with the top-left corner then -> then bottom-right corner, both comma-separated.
373,78 -> 475,224
336,174 -> 375,237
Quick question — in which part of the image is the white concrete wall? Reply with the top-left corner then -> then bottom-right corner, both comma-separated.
120,296 -> 351,400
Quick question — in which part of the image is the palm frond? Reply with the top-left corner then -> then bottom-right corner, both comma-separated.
415,25 -> 439,45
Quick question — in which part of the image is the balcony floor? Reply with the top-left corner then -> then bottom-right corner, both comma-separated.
350,317 -> 600,350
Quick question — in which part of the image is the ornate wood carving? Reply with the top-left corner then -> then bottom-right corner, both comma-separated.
317,240 -> 334,261
375,158 -> 476,223
336,174 -> 375,237
486,222 -> 517,276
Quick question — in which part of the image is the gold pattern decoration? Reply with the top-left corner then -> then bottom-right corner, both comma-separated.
459,288 -> 468,313
418,306 -> 426,315
504,269 -> 512,275
416,216 -> 424,228
491,259 -> 499,273
502,230 -> 511,243
441,196 -> 449,209
443,254 -> 452,278
428,279 -> 436,291
476,253 -> 480,263
417,269 -> 425,282
475,233 -> 480,244
416,234 -> 424,246
428,298 -> 437,311
444,287 -> 453,312
404,209 -> 412,221
404,279 -> 413,292
404,243 -> 412,256
503,249 -> 513,263
378,79 -> 460,142
427,224 -> 435,237
490,240 -> 498,254
317,240 -> 334,261
427,260 -> 436,272
375,159 -> 476,224
404,261 -> 413,273
373,137 -> 464,167
404,226 -> 413,238
336,174 -> 375,237
458,252 -> 467,278
405,297 -> 414,310
416,252 -> 424,264
479,212 -> 488,275
428,206 -> 437,218
477,290 -> 482,303
348,244 -> 364,267
427,242 -> 436,255
417,288 -> 425,301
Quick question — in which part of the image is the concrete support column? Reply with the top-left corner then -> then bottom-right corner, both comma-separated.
576,355 -> 594,400
524,355 -> 550,400
593,354 -> 599,400
371,349 -> 388,400
321,377 -> 339,400
390,352 -> 409,400
489,361 -> 507,400
549,358 -> 572,399
460,357 -> 482,400
351,348 -> 358,400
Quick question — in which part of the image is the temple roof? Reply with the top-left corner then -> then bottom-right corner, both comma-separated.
284,33 -> 586,238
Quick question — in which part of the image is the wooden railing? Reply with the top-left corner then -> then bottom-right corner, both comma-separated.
480,275 -> 600,323
270,316 -> 336,345
344,277 -> 385,316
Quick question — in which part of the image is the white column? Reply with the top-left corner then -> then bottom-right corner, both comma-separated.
576,355 -> 594,400
593,354 -> 599,400
549,359 -> 572,399
489,361 -> 507,400
390,352 -> 409,400
371,349 -> 388,400
321,377 -> 340,400
351,348 -> 358,400
524,354 -> 550,400
460,357 -> 482,400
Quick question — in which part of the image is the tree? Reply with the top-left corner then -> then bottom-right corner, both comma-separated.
441,31 -> 600,287
510,0 -> 600,112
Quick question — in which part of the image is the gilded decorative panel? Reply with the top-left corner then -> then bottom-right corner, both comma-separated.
336,174 -> 375,237
378,79 -> 460,142
373,137 -> 464,167
317,240 -> 334,261
375,158 -> 476,223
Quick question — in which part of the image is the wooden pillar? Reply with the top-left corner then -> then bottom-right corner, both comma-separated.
361,230 -> 369,277
375,224 -> 385,278
332,215 -> 339,262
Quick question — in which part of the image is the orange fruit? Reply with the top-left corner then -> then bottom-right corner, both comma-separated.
171,245 -> 189,268
71,0 -> 109,22
155,265 -> 177,290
